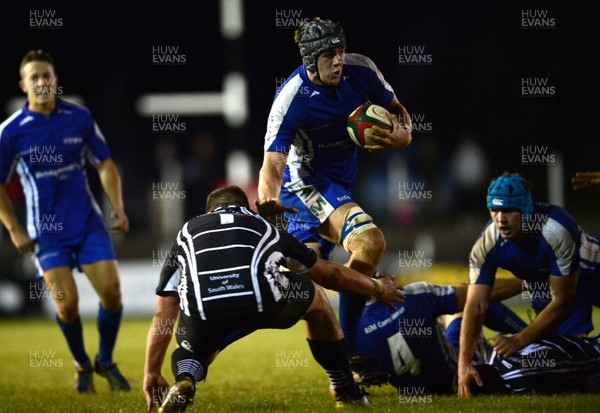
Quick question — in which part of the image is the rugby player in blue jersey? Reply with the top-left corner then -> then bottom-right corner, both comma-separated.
357,278 -> 527,394
256,17 -> 412,386
458,172 -> 600,397
0,50 -> 130,393
358,280 -> 600,396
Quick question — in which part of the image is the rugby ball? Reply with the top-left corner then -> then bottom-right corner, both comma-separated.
346,103 -> 393,148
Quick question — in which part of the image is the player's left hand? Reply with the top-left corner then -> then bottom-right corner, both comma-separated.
109,207 -> 129,234
143,373 -> 170,412
363,109 -> 412,152
491,334 -> 522,358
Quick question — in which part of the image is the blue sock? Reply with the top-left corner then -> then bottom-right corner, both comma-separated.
56,314 -> 91,369
338,293 -> 367,354
484,302 -> 527,334
97,304 -> 123,364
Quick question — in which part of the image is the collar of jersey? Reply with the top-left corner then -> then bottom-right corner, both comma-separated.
298,66 -> 339,95
22,97 -> 64,117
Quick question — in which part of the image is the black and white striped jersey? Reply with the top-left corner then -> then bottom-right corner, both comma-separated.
490,334 -> 600,393
156,205 -> 318,320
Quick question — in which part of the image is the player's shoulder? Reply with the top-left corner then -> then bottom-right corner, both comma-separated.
0,108 -> 27,138
534,202 -> 576,223
55,98 -> 93,119
470,219 -> 500,259
533,203 -> 580,245
276,67 -> 310,99
344,53 -> 378,69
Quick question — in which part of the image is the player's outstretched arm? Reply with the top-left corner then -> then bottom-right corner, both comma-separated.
572,171 -> 600,191
144,294 -> 179,412
256,151 -> 298,219
458,283 -> 492,398
493,273 -> 578,358
95,158 -> 129,234
0,184 -> 34,253
306,258 -> 404,309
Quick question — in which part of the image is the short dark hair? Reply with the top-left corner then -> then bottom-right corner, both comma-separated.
205,185 -> 250,212
20,49 -> 55,77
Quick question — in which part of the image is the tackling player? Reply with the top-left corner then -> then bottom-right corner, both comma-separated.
0,50 -> 130,393
256,16 -> 412,386
457,172 -> 600,397
142,186 -> 404,412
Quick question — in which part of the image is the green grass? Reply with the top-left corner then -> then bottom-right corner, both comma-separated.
1,308 -> 600,412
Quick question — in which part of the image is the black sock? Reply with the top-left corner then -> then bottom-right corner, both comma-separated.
171,347 -> 207,384
307,338 -> 355,391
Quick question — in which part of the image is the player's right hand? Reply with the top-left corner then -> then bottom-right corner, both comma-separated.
457,363 -> 483,398
143,373 -> 170,412
378,276 -> 405,310
9,227 -> 34,254
109,207 -> 129,234
254,199 -> 298,221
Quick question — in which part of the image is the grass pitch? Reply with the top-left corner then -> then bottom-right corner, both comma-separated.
1,309 -> 600,413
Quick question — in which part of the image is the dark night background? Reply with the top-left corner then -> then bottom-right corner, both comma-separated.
1,1 -> 599,277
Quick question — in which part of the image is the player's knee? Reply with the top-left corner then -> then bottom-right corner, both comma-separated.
56,299 -> 79,323
100,282 -> 122,311
339,206 -> 384,254
348,227 -> 386,258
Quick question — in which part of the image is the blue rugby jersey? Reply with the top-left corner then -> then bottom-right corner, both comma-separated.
264,53 -> 396,190
357,282 -> 462,393
0,98 -> 111,243
469,202 -> 600,334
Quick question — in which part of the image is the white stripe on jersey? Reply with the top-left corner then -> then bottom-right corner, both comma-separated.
0,109 -> 23,141
93,121 -> 108,144
542,217 -> 575,275
178,222 -> 206,319
288,128 -> 314,181
81,146 -> 104,219
192,226 -> 261,239
403,281 -> 454,296
177,255 -> 190,316
264,73 -> 304,151
246,206 -> 277,312
202,291 -> 255,302
469,223 -> 500,284
163,268 -> 181,293
16,159 -> 40,239
194,244 -> 255,255
0,109 -> 24,181
197,265 -> 250,276
580,230 -> 600,270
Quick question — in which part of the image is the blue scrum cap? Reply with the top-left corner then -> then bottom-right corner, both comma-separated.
486,173 -> 533,216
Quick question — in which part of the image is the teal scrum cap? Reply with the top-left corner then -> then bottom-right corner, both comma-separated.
486,173 -> 533,216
